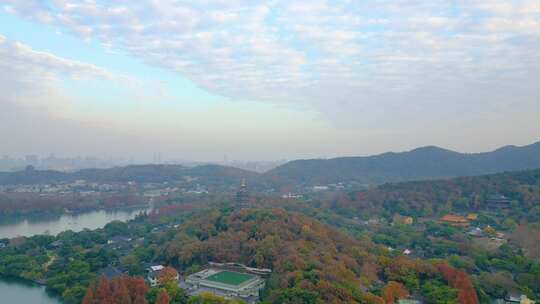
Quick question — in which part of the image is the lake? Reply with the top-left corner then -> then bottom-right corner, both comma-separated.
0,207 -> 152,239
0,206 -> 152,303
0,276 -> 60,303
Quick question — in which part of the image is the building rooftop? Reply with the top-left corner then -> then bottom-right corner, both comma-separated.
398,299 -> 422,304
440,215 -> 469,223
149,265 -> 165,272
98,265 -> 125,279
205,271 -> 255,287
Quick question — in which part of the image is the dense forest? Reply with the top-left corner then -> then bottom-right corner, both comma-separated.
160,208 -> 480,304
324,167 -> 540,220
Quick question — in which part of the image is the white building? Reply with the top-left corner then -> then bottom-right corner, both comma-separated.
147,265 -> 179,287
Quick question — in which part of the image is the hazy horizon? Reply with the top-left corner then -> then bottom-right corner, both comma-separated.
2,139 -> 539,168
2,1 -> 540,161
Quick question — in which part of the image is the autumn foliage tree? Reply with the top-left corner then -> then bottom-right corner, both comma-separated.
437,263 -> 479,304
158,266 -> 179,286
83,276 -> 149,304
156,289 -> 170,304
382,281 -> 409,304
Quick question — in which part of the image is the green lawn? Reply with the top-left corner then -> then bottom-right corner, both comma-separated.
205,271 -> 255,286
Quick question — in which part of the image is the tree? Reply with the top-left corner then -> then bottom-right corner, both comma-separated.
382,281 -> 409,304
83,276 -> 150,304
64,285 -> 90,304
121,254 -> 145,276
159,267 -> 179,285
156,289 -> 170,304
422,281 -> 458,304
483,226 -> 496,238
111,278 -> 131,304
268,288 -> 318,304
437,263 -> 478,304
124,276 -> 149,301
82,282 -> 96,304
163,282 -> 188,304
477,272 -> 518,299
187,292 -> 243,304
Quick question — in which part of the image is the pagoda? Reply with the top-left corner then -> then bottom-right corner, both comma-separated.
236,179 -> 250,209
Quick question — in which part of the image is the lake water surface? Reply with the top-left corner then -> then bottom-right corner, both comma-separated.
0,206 -> 152,302
0,207 -> 151,238
0,276 -> 60,303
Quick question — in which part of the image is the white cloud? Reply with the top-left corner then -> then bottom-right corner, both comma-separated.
0,35 -> 191,158
2,0 -> 540,126
0,35 -> 130,113
0,38 -> 112,79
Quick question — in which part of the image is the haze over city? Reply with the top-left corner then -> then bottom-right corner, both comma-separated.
2,1 -> 540,161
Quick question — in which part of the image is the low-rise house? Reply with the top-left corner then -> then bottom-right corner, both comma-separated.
398,299 -> 422,304
147,265 -> 179,287
467,227 -> 484,237
312,186 -> 329,192
107,236 -> 132,245
506,292 -> 536,304
50,240 -> 63,248
106,236 -> 134,255
281,193 -> 303,199
466,213 -> 478,221
148,265 -> 164,287
98,265 -> 126,279
393,214 -> 414,225
440,215 -> 470,227
364,218 -> 383,226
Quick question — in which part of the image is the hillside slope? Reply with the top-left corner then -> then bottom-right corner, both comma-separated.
267,141 -> 540,186
162,208 -> 476,304
0,164 -> 259,186
328,167 -> 540,219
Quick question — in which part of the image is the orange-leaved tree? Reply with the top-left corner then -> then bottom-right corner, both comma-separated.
438,263 -> 479,304
382,281 -> 410,304
83,276 -> 149,304
158,267 -> 179,286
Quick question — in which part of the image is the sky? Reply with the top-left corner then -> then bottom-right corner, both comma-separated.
1,0 -> 540,162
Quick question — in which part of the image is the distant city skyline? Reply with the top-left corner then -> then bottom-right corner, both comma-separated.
0,153 -> 288,172
3,137 -> 539,170
1,1 -> 540,160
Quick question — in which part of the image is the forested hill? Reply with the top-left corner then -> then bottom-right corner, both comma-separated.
0,164 -> 258,185
267,141 -> 540,186
330,167 -> 540,219
161,208 -> 478,304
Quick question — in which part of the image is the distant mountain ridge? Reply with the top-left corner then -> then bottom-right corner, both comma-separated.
2,141 -> 540,187
266,141 -> 540,186
0,164 -> 258,186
